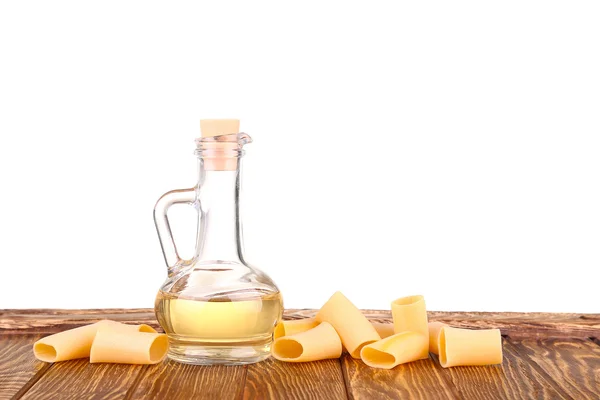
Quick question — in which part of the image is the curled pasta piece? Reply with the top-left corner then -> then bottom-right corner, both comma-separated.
391,295 -> 429,359
360,331 -> 428,369
33,320 -> 156,363
371,322 -> 395,339
438,326 -> 503,367
272,322 -> 342,362
90,330 -> 168,364
428,322 -> 447,355
315,292 -> 380,358
274,318 -> 319,339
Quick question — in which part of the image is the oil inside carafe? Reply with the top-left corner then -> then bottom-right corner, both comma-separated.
155,289 -> 283,365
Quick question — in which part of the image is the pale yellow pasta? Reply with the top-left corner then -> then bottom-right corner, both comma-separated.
315,291 -> 380,358
272,322 -> 342,362
371,322 -> 395,339
33,320 -> 157,362
274,318 -> 319,339
391,295 -> 429,359
438,326 -> 503,367
428,322 -> 447,355
360,331 -> 428,369
90,330 -> 168,364
101,320 -> 157,334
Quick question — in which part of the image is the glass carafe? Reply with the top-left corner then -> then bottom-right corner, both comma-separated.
153,124 -> 283,365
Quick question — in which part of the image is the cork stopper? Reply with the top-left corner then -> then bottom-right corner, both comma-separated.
197,119 -> 244,171
200,119 -> 240,137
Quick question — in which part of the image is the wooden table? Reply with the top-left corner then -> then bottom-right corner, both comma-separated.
1,309 -> 599,399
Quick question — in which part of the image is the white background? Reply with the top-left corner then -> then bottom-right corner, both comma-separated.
1,1 -> 598,312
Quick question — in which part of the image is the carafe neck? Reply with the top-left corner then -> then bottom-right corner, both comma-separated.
194,159 -> 245,265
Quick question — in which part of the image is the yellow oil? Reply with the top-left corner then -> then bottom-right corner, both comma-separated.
155,290 -> 283,364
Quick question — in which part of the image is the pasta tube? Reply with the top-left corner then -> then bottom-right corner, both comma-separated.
438,326 -> 503,367
272,322 -> 342,362
360,331 -> 429,369
33,320 -> 156,363
427,322 -> 446,355
391,295 -> 429,359
371,322 -> 395,339
274,318 -> 319,339
90,330 -> 168,364
315,292 -> 380,358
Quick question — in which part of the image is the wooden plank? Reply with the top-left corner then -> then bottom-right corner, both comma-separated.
288,310 -> 600,339
499,340 -> 570,399
0,334 -> 50,400
21,359 -> 144,400
130,359 -> 245,399
0,309 -> 162,334
243,357 -> 347,400
510,338 -> 600,400
341,354 -> 457,400
423,312 -> 600,339
430,338 -> 571,400
2,309 -> 598,339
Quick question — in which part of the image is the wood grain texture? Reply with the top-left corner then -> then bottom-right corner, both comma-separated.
0,334 -> 50,400
510,338 -> 600,400
431,358 -> 506,400
2,309 -> 598,338
429,338 -> 571,400
2,309 -> 599,400
130,359 -> 245,400
243,357 -> 347,400
21,359 -> 144,400
0,309 -> 162,334
286,310 -> 600,339
342,354 -> 457,400
499,340 -> 570,399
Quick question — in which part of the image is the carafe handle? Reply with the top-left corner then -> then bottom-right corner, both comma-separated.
153,188 -> 196,275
